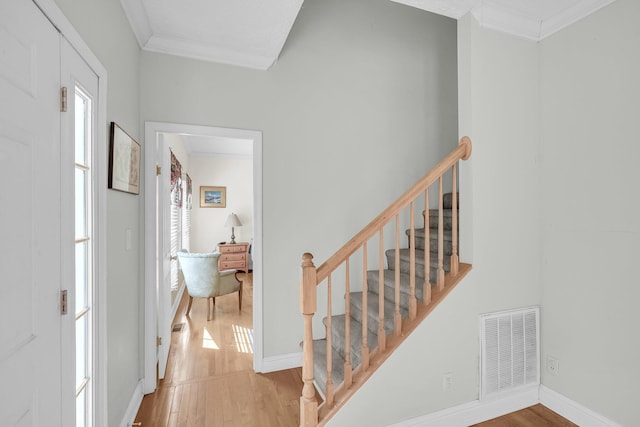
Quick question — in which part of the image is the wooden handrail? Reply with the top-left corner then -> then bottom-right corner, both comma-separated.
315,136 -> 471,284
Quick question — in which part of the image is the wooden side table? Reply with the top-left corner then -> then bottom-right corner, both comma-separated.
218,242 -> 249,272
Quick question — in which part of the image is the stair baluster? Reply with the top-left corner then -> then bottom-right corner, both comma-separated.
325,274 -> 334,408
423,188 -> 432,305
409,202 -> 417,319
343,258 -> 352,388
451,164 -> 459,276
437,177 -> 445,290
361,243 -> 370,371
377,229 -> 386,351
394,216 -> 401,336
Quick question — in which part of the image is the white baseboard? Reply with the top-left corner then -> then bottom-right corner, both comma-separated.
388,385 -> 539,427
257,351 -> 302,373
119,380 -> 144,427
389,384 -> 623,427
539,385 -> 622,427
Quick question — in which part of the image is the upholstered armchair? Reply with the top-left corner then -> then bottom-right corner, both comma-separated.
177,250 -> 242,320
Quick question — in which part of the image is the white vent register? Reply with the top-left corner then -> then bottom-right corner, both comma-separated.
480,306 -> 539,399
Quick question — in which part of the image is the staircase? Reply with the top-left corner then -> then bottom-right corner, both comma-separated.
299,138 -> 473,426
312,192 -> 458,394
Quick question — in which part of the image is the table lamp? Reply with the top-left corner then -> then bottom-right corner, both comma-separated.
224,213 -> 242,244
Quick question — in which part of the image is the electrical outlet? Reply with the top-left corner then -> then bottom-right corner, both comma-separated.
547,356 -> 559,376
443,372 -> 454,391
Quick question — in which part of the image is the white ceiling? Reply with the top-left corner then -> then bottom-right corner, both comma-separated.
120,0 -> 304,70
121,0 -> 615,71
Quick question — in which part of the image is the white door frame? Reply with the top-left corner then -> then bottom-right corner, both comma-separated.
143,122 -> 264,394
32,0 -> 109,423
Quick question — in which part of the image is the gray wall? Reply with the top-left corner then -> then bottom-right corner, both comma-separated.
540,0 -> 640,425
53,1 -> 141,425
342,2 -> 640,426
330,12 -> 544,426
140,0 -> 460,357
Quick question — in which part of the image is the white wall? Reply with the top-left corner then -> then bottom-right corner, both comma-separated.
329,13 -> 543,426
140,0 -> 460,358
53,1 -> 141,425
539,1 -> 640,425
190,156 -> 254,252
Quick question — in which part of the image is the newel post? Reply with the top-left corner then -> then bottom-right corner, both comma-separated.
300,253 -> 318,426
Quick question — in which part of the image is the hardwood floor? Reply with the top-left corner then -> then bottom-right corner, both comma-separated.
134,273 -> 306,426
135,274 -> 575,426
472,404 -> 577,427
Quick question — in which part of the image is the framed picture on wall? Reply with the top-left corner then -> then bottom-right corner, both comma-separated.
108,122 -> 141,195
200,186 -> 226,208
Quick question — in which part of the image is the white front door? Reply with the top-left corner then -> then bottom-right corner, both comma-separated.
0,0 -> 62,425
60,38 -> 100,427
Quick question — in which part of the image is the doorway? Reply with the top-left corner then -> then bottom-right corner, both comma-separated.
143,122 -> 263,394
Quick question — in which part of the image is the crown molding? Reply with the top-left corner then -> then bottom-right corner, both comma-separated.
143,34 -> 275,70
392,0 -> 616,42
390,0 -> 480,19
539,0 -> 615,40
471,2 -> 542,41
119,0 -> 153,47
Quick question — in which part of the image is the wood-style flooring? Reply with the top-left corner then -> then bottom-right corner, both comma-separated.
134,273 -> 306,426
472,404 -> 577,426
135,273 -> 576,426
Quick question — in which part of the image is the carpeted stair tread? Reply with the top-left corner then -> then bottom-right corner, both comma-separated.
350,291 -> 404,335
442,192 -> 459,209
366,269 -> 427,303
312,339 -> 346,394
425,209 -> 455,230
325,314 -> 377,367
385,248 -> 451,280
407,228 -> 454,253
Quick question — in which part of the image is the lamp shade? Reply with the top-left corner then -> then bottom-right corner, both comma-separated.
224,213 -> 242,228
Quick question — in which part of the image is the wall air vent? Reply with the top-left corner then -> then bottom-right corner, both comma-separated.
480,306 -> 539,399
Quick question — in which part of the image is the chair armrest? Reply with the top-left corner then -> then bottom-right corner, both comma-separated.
219,270 -> 237,278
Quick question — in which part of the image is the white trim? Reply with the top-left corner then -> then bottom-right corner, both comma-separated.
539,386 -> 622,427
31,0 -> 109,425
389,385 -> 623,427
389,385 -> 538,427
119,0 -> 153,47
170,284 -> 186,323
539,0 -> 615,40
143,121 -> 157,393
119,380 -> 144,427
144,122 -> 264,391
143,35 -> 275,70
392,0 -> 613,42
260,352 -> 302,373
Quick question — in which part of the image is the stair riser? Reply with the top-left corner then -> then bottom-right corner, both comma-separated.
411,229 -> 454,253
385,254 -> 451,280
350,292 -> 403,336
366,270 -> 426,303
327,315 -> 375,367
425,209 -> 455,231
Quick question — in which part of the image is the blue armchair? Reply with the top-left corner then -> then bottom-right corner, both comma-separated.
177,250 -> 242,320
